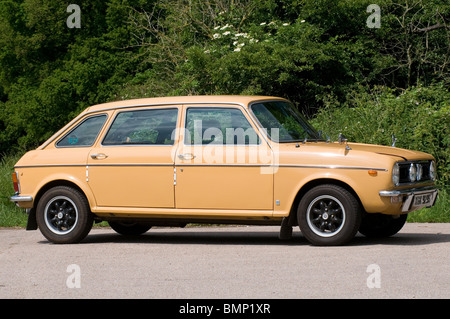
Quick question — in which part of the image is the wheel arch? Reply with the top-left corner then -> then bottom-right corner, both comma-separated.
286,178 -> 364,226
34,180 -> 90,209
28,179 -> 95,231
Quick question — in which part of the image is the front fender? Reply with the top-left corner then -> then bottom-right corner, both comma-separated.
274,166 -> 392,216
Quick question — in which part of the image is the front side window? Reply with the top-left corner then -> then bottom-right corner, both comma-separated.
57,114 -> 107,147
251,101 -> 322,142
103,108 -> 178,145
185,108 -> 259,145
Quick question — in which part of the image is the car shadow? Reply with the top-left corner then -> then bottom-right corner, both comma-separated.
82,229 -> 305,246
351,232 -> 450,246
74,227 -> 450,247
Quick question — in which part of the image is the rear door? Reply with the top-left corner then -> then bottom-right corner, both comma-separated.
87,106 -> 179,208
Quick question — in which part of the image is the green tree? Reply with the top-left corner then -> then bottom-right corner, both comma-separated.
0,0 -> 149,153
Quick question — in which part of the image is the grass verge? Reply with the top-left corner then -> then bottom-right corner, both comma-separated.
407,188 -> 449,223
0,153 -> 27,227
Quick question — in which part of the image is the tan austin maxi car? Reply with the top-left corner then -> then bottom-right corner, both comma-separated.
10,96 -> 438,245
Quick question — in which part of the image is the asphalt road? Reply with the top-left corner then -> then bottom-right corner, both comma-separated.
0,223 -> 449,299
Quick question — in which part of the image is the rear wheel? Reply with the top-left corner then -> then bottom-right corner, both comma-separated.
298,184 -> 361,246
108,221 -> 152,236
36,186 -> 93,244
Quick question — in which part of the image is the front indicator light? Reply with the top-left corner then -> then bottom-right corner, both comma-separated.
368,170 -> 378,176
391,196 -> 403,204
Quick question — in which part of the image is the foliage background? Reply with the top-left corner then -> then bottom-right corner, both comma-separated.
0,0 -> 448,224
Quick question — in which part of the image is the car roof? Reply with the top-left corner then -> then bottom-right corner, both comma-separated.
38,95 -> 288,150
86,95 -> 287,113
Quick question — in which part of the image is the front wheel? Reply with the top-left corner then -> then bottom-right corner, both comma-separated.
36,186 -> 93,244
298,184 -> 361,246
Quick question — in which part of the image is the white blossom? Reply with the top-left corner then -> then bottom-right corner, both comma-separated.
235,32 -> 248,38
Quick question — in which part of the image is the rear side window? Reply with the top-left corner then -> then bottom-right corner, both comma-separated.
57,114 -> 107,147
102,108 -> 178,145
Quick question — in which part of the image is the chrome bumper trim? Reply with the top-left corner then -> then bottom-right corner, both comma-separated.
10,195 -> 33,203
379,186 -> 439,213
379,185 -> 438,197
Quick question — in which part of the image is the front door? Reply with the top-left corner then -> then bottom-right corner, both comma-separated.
175,106 -> 273,211
87,106 -> 179,208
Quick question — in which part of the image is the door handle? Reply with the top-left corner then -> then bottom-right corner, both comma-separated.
90,153 -> 108,160
178,154 -> 196,160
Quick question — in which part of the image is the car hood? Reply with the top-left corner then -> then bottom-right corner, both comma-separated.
277,141 -> 434,168
346,142 -> 434,161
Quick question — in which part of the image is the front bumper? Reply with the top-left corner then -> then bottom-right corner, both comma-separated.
379,186 -> 439,213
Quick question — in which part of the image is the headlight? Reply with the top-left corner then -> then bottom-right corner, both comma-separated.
429,161 -> 436,181
392,163 -> 400,186
416,163 -> 423,181
409,163 -> 417,182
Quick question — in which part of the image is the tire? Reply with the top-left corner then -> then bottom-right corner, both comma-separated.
297,184 -> 361,246
359,213 -> 407,238
36,186 -> 93,244
108,221 -> 151,236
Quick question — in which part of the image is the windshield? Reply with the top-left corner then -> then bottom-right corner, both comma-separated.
251,101 -> 322,143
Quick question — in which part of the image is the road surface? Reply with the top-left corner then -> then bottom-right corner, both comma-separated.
1,223 -> 449,299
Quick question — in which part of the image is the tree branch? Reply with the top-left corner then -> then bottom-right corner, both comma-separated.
415,22 -> 448,32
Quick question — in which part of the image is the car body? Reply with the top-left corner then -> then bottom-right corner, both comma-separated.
11,95 -> 438,245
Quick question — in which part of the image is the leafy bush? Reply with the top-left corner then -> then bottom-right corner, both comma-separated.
311,83 -> 450,189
